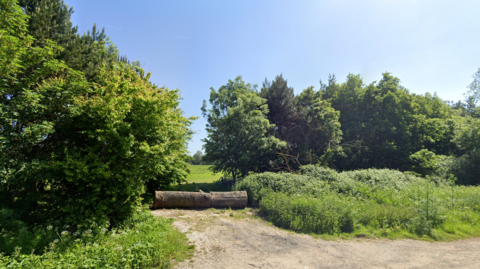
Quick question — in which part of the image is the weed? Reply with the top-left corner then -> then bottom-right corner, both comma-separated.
236,166 -> 480,240
0,207 -> 192,268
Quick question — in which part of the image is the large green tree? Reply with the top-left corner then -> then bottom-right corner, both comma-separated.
201,76 -> 285,181
1,0 -> 194,226
288,86 -> 343,167
259,75 -> 343,171
323,73 -> 455,171
260,75 -> 296,141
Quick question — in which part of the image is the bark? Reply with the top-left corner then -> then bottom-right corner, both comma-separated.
153,191 -> 247,209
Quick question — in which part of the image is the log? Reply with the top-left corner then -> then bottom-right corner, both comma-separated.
154,191 -> 212,208
153,191 -> 248,209
211,191 -> 248,208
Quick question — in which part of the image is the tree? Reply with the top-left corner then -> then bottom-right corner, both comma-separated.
259,74 -> 296,141
322,73 -> 455,171
451,117 -> 480,185
289,87 -> 343,167
201,76 -> 285,181
19,0 -> 120,81
1,0 -> 194,226
465,68 -> 480,118
192,150 -> 203,165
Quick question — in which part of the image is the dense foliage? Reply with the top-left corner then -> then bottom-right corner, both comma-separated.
203,70 -> 480,185
236,165 -> 480,239
1,0 -> 194,266
201,76 -> 285,181
0,207 -> 192,268
1,0 -> 193,227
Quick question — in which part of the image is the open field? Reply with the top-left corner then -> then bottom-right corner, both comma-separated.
186,165 -> 222,183
163,165 -> 230,192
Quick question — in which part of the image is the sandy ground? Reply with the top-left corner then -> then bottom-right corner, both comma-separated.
151,208 -> 480,269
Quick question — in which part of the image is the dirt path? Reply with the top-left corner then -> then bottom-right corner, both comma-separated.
151,208 -> 480,269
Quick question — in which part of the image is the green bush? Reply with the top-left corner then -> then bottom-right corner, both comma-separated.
0,0 -> 194,227
236,165 -> 480,239
260,191 -> 354,234
234,172 -> 330,205
0,207 -> 191,268
298,164 -> 337,181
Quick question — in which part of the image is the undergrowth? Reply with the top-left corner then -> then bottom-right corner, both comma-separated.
235,165 -> 480,240
0,206 -> 192,268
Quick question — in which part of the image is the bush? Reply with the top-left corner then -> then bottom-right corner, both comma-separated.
298,164 -> 337,181
234,172 -> 330,205
0,207 -> 192,268
260,191 -> 354,234
236,165 -> 480,239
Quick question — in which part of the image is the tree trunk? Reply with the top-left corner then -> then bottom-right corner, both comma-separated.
153,191 -> 247,209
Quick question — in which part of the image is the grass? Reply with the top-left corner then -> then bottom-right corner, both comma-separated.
163,165 -> 230,192
0,207 -> 193,268
186,165 -> 222,183
235,165 -> 480,241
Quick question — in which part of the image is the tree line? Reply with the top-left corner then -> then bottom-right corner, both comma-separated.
202,72 -> 480,185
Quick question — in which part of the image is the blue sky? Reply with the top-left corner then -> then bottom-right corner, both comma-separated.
68,0 -> 480,154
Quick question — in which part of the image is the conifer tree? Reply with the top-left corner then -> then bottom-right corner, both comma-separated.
19,0 -> 122,80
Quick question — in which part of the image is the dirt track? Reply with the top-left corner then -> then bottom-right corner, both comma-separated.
151,208 -> 480,269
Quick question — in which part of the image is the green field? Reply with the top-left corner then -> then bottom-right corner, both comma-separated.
164,165 -> 230,192
186,165 -> 222,183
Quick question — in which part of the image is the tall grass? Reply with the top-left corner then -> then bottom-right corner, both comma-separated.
235,165 -> 480,240
0,207 -> 192,268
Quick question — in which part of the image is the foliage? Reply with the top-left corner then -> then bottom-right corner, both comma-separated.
259,74 -> 296,142
0,207 -> 192,268
191,150 -> 203,165
450,117 -> 480,185
260,191 -> 355,234
19,0 -> 120,81
409,149 -> 453,179
0,0 -> 33,78
0,0 -> 194,226
260,75 -> 343,170
464,68 -> 480,118
201,76 -> 285,181
235,165 -> 480,239
292,87 -> 343,166
322,73 -> 456,171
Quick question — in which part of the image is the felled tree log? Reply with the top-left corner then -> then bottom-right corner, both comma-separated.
153,191 -> 247,209
211,191 -> 248,208
154,191 -> 212,208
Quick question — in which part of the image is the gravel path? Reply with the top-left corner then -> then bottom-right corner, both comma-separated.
151,208 -> 480,269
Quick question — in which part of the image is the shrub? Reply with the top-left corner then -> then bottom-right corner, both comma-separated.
298,164 -> 337,181
259,191 -> 354,234
236,165 -> 480,239
0,207 -> 191,268
234,172 -> 330,205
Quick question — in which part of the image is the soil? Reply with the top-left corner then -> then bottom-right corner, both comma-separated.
151,208 -> 480,269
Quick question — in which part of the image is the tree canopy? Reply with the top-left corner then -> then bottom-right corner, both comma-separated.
201,76 -> 285,181
201,71 -> 480,185
0,0 -> 194,226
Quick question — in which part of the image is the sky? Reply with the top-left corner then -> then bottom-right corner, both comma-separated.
68,0 -> 480,154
